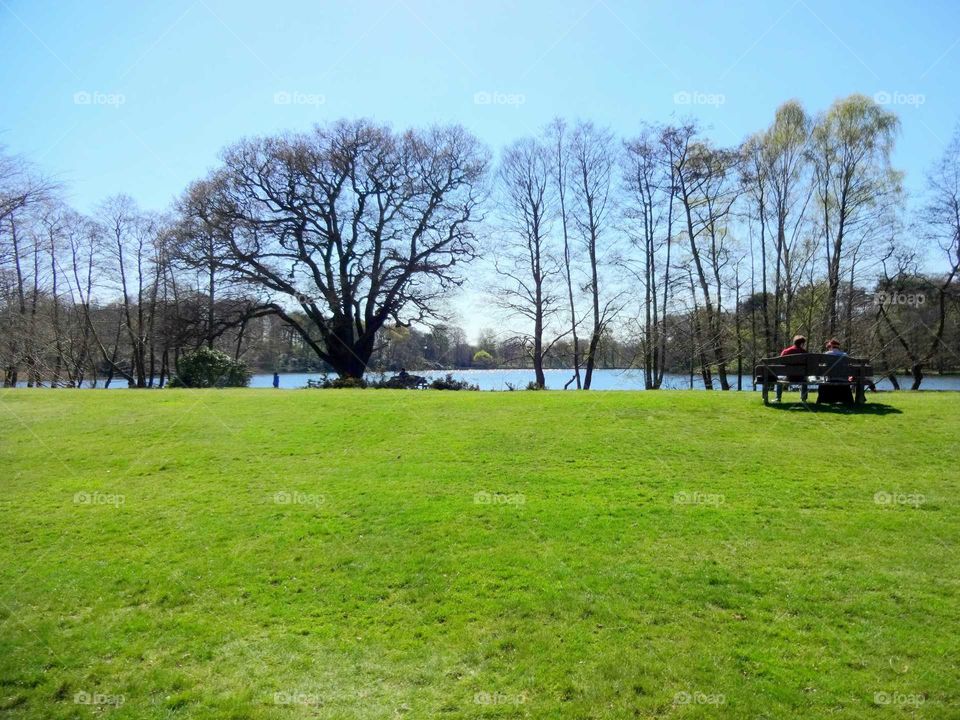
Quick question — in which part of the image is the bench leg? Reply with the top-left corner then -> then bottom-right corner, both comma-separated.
762,384 -> 769,405
801,383 -> 808,402
855,382 -> 865,405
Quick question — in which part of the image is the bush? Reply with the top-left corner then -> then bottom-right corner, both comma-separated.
168,347 -> 251,388
472,350 -> 495,368
429,373 -> 479,391
305,375 -> 369,389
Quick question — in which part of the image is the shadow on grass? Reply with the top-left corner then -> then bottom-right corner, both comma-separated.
765,401 -> 903,415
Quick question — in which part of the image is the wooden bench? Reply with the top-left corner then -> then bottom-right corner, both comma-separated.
385,373 -> 428,389
754,354 -> 873,405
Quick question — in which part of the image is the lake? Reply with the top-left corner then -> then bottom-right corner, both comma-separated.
251,368 -> 960,391
12,367 -> 959,391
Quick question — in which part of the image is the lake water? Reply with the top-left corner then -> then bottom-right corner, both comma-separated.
11,368 -> 958,391
251,368 -> 960,391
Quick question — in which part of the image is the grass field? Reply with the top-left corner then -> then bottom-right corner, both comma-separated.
0,389 -> 957,718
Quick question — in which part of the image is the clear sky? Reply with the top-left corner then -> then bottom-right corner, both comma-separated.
3,0 -> 959,208
2,0 -> 959,335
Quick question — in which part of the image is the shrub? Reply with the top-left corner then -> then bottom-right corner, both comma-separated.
306,375 -> 369,389
168,347 -> 251,388
429,373 -> 479,391
472,350 -> 495,367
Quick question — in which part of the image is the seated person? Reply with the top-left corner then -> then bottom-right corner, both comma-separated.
398,367 -> 409,379
824,338 -> 846,356
818,339 -> 854,405
776,335 -> 808,401
780,335 -> 808,356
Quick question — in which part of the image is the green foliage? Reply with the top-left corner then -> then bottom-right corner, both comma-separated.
428,373 -> 479,391
472,349 -> 494,367
306,375 -> 369,389
167,347 -> 251,388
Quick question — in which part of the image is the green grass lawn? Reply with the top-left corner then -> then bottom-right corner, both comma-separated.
0,389 -> 957,719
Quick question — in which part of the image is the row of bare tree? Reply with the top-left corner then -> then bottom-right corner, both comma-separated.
2,94 -> 958,389
0,172 -> 266,387
491,95 -> 959,389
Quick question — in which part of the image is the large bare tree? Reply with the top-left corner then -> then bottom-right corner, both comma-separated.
184,120 -> 488,378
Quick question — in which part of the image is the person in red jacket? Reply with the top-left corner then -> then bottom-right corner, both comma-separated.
775,335 -> 808,401
780,335 -> 808,356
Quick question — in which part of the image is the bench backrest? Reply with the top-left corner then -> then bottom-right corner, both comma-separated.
755,354 -> 872,381
813,355 -> 850,379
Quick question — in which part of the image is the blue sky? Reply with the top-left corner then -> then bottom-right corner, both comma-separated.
2,0 -> 958,213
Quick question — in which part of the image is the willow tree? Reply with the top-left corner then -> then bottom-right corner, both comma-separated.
183,120 -> 489,378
